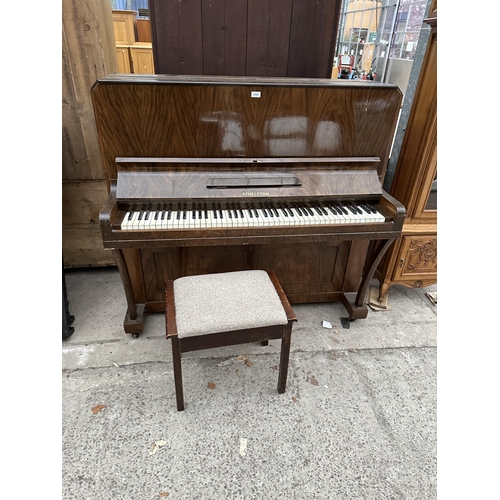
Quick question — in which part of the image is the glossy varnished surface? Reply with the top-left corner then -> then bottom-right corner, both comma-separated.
92,75 -> 405,332
91,75 -> 402,185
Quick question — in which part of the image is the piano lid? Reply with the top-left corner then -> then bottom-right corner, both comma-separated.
91,75 -> 403,189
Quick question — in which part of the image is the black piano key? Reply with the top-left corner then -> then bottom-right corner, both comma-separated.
154,211 -> 159,220
192,210 -> 196,219
214,210 -> 218,219
239,209 -> 244,218
138,210 -> 144,220
145,210 -> 150,220
204,210 -> 208,219
166,210 -> 171,220
345,205 -> 357,214
219,209 -> 223,218
127,211 -> 134,221
198,210 -> 203,218
248,209 -> 253,218
254,209 -> 259,217
182,210 -> 187,219
306,207 -> 314,216
233,209 -> 239,218
328,206 -> 338,215
281,208 -> 289,217
272,208 -> 279,217
262,208 -> 269,217
296,207 -> 304,216
287,207 -> 294,216
176,211 -> 181,220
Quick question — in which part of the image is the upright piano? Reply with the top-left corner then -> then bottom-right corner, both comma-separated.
91,75 -> 405,336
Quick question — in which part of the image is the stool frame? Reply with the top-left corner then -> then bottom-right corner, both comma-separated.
165,270 -> 297,411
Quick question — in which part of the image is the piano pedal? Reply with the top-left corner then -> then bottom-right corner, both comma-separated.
132,333 -> 139,339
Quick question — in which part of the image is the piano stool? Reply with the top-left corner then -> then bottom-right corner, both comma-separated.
165,270 -> 297,411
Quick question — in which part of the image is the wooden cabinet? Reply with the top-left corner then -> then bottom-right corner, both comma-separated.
112,10 -> 137,44
114,43 -> 155,74
375,3 -> 437,300
130,43 -> 155,74
116,45 -> 132,73
112,10 -> 154,74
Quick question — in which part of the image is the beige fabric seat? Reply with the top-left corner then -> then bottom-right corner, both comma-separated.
166,270 -> 297,411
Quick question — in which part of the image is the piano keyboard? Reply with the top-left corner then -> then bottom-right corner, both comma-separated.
120,203 -> 386,230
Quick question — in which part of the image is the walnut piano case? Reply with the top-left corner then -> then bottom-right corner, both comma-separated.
91,75 -> 405,335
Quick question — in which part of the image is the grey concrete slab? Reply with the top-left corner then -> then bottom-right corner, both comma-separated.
62,347 -> 436,500
62,267 -> 437,499
63,268 -> 436,370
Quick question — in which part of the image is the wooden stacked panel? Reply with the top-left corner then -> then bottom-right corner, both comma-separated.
149,0 -> 341,77
62,0 -> 117,267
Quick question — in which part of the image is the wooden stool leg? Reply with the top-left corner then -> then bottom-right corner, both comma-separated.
171,336 -> 185,411
277,323 -> 293,394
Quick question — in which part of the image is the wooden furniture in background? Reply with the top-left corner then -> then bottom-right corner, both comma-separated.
62,0 -> 117,268
129,43 -> 155,74
91,75 -> 405,335
136,18 -> 152,42
149,0 -> 341,77
116,45 -> 132,73
111,9 -> 137,44
112,11 -> 155,74
375,2 -> 437,300
116,42 -> 155,74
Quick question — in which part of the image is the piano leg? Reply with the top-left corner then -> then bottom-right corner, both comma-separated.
113,249 -> 146,336
341,238 -> 395,320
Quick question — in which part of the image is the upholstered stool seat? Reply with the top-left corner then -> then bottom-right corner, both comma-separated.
166,270 -> 297,411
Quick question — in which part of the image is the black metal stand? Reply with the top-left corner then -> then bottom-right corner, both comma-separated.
63,260 -> 75,339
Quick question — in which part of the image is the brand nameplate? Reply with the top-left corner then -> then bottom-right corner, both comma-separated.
241,191 -> 269,197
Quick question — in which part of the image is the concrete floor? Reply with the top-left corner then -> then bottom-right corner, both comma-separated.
62,267 -> 437,499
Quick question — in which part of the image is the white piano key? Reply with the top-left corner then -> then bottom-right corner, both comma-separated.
129,210 -> 140,230
256,208 -> 270,226
143,210 -> 155,229
121,210 -> 135,230
159,210 -> 169,229
336,205 -> 354,224
219,209 -> 231,227
282,207 -> 293,225
327,206 -> 343,224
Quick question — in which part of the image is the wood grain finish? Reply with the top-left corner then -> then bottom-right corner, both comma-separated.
92,75 -> 405,334
91,75 -> 402,186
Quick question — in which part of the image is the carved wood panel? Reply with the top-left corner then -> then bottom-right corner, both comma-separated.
394,235 -> 437,281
